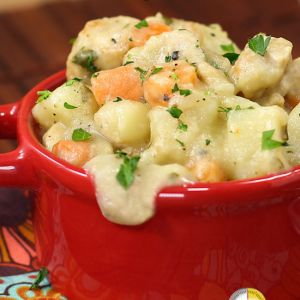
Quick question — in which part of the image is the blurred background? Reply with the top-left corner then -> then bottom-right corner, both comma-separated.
0,0 -> 300,153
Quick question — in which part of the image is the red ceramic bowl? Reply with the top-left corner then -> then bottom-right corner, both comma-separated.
1,70 -> 300,300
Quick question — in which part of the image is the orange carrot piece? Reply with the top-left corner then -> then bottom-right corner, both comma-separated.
130,22 -> 172,47
52,140 -> 91,168
91,64 -> 144,106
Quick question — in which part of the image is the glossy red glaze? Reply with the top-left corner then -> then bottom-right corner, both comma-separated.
1,70 -> 300,299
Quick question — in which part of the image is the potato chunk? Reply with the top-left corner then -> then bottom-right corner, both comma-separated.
66,16 -> 140,83
223,104 -> 290,179
32,80 -> 99,131
230,35 -> 292,100
94,100 -> 151,148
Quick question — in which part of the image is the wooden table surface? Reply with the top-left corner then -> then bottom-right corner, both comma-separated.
0,0 -> 300,152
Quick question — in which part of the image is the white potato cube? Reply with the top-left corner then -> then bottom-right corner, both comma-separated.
94,100 -> 151,148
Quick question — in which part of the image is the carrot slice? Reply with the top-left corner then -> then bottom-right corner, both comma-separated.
52,140 -> 91,167
91,64 -> 143,106
130,22 -> 172,47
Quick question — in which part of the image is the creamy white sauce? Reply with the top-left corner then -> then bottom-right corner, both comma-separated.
84,154 -> 196,225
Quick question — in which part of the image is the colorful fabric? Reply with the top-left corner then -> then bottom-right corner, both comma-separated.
0,188 -> 66,299
0,272 -> 66,300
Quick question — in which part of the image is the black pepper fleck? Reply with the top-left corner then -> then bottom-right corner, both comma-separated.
163,94 -> 170,101
172,51 -> 179,60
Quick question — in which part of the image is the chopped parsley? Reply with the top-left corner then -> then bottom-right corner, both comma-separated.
218,105 -> 255,113
72,128 -> 91,142
36,90 -> 52,103
87,52 -> 96,72
172,74 -> 178,80
248,35 -> 271,56
206,139 -> 211,146
65,77 -> 82,86
111,38 -> 117,43
167,107 -> 182,118
69,37 -> 77,44
135,20 -> 148,29
220,43 -> 235,52
204,90 -> 212,96
113,97 -> 122,102
180,89 -> 192,97
64,102 -> 77,109
179,29 -> 186,31
30,267 -> 48,290
129,37 -> 133,42
262,129 -> 289,150
172,83 -> 179,93
176,139 -> 184,147
92,73 -> 99,78
123,23 -> 130,28
124,61 -> 134,66
135,67 -> 147,75
177,123 -> 188,131
127,54 -> 132,59
140,74 -> 146,82
218,107 -> 233,113
190,62 -> 198,72
152,67 -> 163,75
165,55 -> 172,63
223,53 -> 240,65
196,45 -> 200,48
115,151 -> 140,189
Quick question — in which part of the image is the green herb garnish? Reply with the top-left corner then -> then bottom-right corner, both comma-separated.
30,267 -> 48,290
152,67 -> 163,75
36,90 -> 52,103
222,53 -> 240,65
87,52 -> 96,72
135,67 -> 147,75
190,62 -> 198,72
135,20 -> 148,29
129,37 -> 133,42
69,37 -> 77,44
248,35 -> 271,56
220,43 -> 235,52
262,129 -> 289,150
167,107 -> 182,118
113,97 -> 122,102
172,83 -> 179,93
179,29 -> 186,31
165,55 -> 172,63
180,89 -> 192,97
172,74 -> 178,80
204,90 -> 212,96
72,128 -> 91,142
92,73 -> 99,78
218,107 -> 233,113
127,54 -> 132,59
206,139 -> 211,145
177,123 -> 188,131
116,153 -> 140,189
65,77 -> 82,86
124,61 -> 134,66
111,38 -> 117,43
176,139 -> 184,147
64,102 -> 77,109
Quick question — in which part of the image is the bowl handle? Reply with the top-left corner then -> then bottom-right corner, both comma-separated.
0,101 -> 38,189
